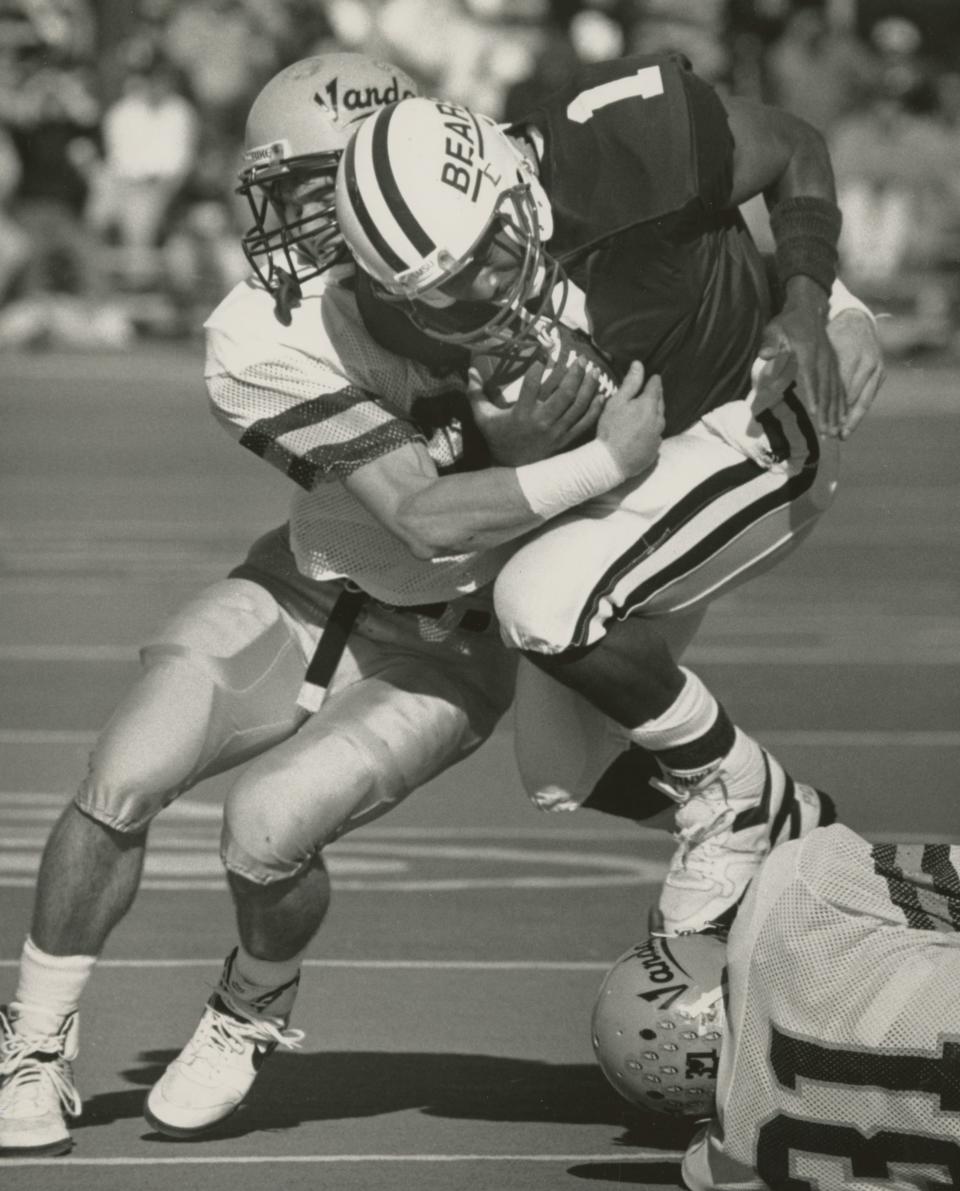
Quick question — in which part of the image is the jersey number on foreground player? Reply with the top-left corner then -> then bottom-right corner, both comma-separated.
756,1025 -> 960,1188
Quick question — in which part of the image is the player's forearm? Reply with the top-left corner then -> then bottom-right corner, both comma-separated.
393,440 -> 628,558
725,101 -> 841,309
393,466 -> 541,557
766,121 -> 841,313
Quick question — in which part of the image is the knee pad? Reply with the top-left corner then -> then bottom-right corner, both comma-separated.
74,655 -> 222,833
513,658 -> 627,808
494,556 -> 584,654
73,777 -> 163,836
220,732 -> 381,885
220,777 -> 311,885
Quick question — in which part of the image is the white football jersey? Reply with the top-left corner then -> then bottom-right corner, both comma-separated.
204,266 -> 513,604
685,824 -> 960,1191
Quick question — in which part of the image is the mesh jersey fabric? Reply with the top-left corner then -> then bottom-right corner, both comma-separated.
687,823 -> 960,1191
204,267 -> 513,604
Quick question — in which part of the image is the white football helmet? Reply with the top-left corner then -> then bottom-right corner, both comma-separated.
237,53 -> 418,320
592,933 -> 726,1118
336,96 -> 567,383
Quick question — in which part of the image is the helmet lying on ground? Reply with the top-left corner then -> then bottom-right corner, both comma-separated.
592,932 -> 726,1118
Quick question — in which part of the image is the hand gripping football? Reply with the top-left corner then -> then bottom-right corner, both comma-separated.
472,322 -> 622,408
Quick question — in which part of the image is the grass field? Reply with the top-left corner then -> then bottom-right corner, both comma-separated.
0,347 -> 958,1190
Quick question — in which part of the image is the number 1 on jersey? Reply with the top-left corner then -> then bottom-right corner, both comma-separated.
566,66 -> 664,124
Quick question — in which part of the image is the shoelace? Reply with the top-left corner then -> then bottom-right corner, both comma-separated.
185,1004 -> 304,1068
652,775 -> 736,865
0,1012 -> 82,1118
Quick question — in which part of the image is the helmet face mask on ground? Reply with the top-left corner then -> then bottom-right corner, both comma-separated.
592,933 -> 727,1119
237,53 -> 418,319
335,96 -> 569,373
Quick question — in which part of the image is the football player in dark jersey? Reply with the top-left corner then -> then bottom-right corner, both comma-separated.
336,54 -> 885,938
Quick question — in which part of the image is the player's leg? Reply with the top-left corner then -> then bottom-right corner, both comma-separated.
511,608 -> 704,819
145,606 -> 513,1137
496,398 -> 838,935
0,574 -> 308,1158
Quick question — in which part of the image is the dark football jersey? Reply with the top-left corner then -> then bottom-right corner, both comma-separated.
514,52 -> 774,435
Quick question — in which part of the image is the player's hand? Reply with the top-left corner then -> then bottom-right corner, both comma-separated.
751,342 -> 797,412
596,362 -> 664,476
827,308 -> 886,440
468,356 -> 605,466
760,288 -> 844,437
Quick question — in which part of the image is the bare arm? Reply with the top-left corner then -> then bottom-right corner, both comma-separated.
344,362 -> 663,559
725,94 -> 838,328
723,95 -> 837,210
344,442 -> 540,558
721,95 -> 846,436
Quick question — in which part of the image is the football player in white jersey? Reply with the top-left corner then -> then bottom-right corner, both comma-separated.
0,53 -> 666,1158
0,54 -> 883,1158
335,71 -> 885,941
592,824 -> 960,1190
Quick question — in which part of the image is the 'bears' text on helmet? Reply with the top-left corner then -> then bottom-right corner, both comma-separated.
592,933 -> 726,1118
238,53 -> 418,322
336,96 -> 568,377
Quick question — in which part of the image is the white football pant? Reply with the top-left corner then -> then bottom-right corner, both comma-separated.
75,533 -> 514,884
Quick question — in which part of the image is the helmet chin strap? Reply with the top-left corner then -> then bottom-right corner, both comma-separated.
416,288 -> 457,309
272,267 -> 302,326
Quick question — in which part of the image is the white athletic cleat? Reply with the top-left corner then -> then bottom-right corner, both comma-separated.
144,992 -> 304,1137
653,748 -> 836,936
0,1004 -> 81,1157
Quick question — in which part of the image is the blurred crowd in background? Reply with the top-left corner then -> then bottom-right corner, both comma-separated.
0,0 -> 959,355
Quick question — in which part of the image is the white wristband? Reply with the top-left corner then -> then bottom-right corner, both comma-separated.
829,277 -> 876,325
515,439 -> 627,520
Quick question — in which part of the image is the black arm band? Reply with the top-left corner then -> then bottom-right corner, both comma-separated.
769,195 -> 842,296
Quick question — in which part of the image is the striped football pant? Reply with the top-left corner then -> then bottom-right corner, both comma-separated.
494,386 -> 840,654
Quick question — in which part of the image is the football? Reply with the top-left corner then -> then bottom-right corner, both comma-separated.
472,322 -> 622,408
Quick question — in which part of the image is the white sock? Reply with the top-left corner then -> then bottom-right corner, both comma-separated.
220,943 -> 303,1024
14,936 -> 96,1027
628,668 -> 718,752
712,728 -> 766,801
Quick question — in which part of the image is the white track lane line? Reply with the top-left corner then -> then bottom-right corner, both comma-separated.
0,1150 -> 684,1167
0,958 -> 614,970
4,729 -> 959,746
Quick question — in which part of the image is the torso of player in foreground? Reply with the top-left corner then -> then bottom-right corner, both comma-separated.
204,265 -> 509,605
